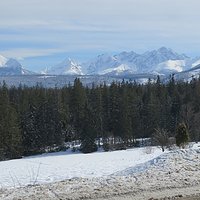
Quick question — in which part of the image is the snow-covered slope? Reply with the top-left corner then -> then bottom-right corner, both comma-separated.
0,147 -> 164,187
41,47 -> 200,80
191,58 -> 200,68
0,55 -> 8,67
82,54 -> 121,75
99,64 -> 133,76
1,145 -> 199,200
48,47 -> 189,76
45,58 -> 83,75
0,142 -> 199,192
0,55 -> 34,75
155,60 -> 186,74
82,47 -> 189,75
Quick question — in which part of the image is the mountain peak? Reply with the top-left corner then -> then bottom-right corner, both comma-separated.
0,55 -> 8,67
63,57 -> 73,63
46,58 -> 83,75
0,55 -> 34,75
5,58 -> 22,69
43,48 -> 194,76
157,47 -> 171,53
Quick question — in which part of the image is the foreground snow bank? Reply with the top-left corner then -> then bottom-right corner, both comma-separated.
0,144 -> 199,200
0,147 -> 163,188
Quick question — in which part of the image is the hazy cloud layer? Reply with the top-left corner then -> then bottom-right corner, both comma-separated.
0,0 -> 200,70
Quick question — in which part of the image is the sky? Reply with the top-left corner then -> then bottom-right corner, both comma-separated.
0,0 -> 200,72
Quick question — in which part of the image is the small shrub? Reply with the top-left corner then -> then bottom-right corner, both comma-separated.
114,143 -> 127,150
103,143 -> 110,152
58,145 -> 68,151
71,146 -> 79,152
80,139 -> 98,153
133,140 -> 140,147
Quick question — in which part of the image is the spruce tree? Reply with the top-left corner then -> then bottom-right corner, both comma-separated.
0,82 -> 22,159
21,104 -> 38,155
70,78 -> 87,138
80,103 -> 97,153
175,123 -> 189,148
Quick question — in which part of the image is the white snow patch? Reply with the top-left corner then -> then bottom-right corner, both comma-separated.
47,58 -> 83,75
0,143 -> 199,200
156,60 -> 185,73
0,147 -> 163,188
0,55 -> 8,67
100,64 -> 131,75
192,59 -> 200,68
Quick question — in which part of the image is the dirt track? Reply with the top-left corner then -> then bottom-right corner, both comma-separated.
1,182 -> 199,200
95,185 -> 200,200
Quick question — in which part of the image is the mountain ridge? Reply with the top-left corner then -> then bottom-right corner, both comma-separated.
46,47 -> 197,76
1,47 -> 200,78
0,55 -> 35,75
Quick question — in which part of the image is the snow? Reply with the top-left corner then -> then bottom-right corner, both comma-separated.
47,58 -> 83,75
155,60 -> 185,73
192,59 -> 200,68
115,146 -> 200,176
0,143 -> 199,190
87,47 -> 188,75
0,55 -> 34,75
3,47 -> 200,78
2,47 -> 200,78
0,147 -> 164,188
44,47 -> 191,76
0,143 -> 199,200
83,54 -> 120,75
0,55 -> 8,67
100,64 -> 132,75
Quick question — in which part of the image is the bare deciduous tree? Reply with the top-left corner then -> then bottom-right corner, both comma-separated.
152,128 -> 169,152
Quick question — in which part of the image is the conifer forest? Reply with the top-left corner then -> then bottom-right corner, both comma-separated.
0,76 -> 200,160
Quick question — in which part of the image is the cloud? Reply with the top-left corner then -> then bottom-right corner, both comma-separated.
0,48 -> 65,59
0,0 -> 200,69
0,42 -> 106,59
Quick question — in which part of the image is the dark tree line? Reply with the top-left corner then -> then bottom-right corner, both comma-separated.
0,76 -> 200,160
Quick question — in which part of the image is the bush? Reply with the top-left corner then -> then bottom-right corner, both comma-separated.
72,146 -> 79,152
103,143 -> 110,152
114,143 -> 127,150
175,123 -> 189,148
152,128 -> 170,152
80,139 -> 98,153
103,143 -> 127,151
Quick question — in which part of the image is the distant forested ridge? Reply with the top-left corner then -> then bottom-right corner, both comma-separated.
0,76 -> 200,160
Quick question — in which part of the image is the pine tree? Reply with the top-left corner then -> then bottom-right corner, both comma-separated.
80,103 -> 97,153
35,100 -> 63,150
0,82 -> 22,160
70,78 -> 87,138
21,104 -> 38,155
119,82 -> 132,142
175,123 -> 189,148
109,82 -> 121,140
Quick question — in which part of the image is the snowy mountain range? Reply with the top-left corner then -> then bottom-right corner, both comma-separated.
43,47 -> 200,78
1,47 -> 200,79
42,58 -> 83,75
0,55 -> 34,75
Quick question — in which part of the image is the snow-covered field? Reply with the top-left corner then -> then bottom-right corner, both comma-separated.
0,143 -> 200,200
0,146 -> 163,188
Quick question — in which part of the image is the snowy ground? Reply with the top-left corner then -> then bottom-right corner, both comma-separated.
0,143 -> 199,199
0,146 -> 164,187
